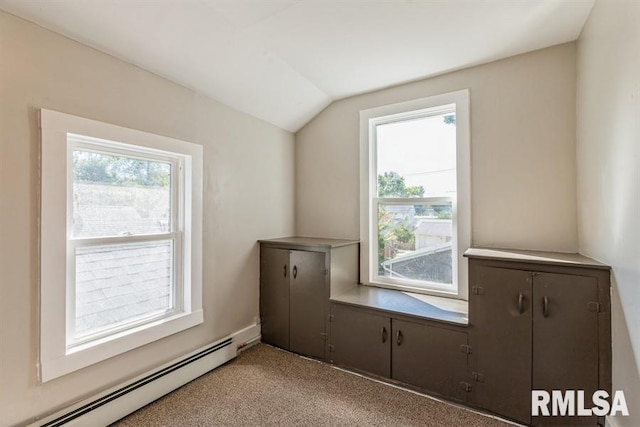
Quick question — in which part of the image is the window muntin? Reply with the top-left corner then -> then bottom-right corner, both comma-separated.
360,90 -> 470,298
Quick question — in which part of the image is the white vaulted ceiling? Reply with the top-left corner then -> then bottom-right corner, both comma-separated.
0,0 -> 594,132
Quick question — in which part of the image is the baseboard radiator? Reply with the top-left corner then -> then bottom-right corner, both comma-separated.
32,337 -> 237,427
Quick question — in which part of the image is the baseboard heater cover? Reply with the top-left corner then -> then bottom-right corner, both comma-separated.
34,337 -> 236,427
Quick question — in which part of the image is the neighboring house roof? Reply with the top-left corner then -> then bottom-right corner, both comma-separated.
75,241 -> 172,337
383,242 -> 452,264
72,182 -> 173,339
73,206 -> 168,237
73,182 -> 170,237
381,243 -> 453,284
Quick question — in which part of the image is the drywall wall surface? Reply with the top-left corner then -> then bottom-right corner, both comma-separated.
296,43 -> 578,253
576,0 -> 640,425
0,11 -> 294,425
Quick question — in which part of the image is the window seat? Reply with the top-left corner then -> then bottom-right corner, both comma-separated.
330,285 -> 468,326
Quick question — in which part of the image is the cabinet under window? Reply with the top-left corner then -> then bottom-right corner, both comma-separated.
330,302 -> 469,402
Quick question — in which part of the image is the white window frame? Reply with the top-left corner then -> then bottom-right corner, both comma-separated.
40,109 -> 203,382
359,90 -> 471,300
66,137 -> 184,348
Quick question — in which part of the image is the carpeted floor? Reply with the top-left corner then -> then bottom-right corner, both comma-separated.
112,344 -> 514,426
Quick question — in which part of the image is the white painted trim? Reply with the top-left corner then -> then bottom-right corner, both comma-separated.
39,109 -> 204,382
359,90 -> 471,300
43,310 -> 204,382
28,335 -> 237,427
232,322 -> 262,352
63,135 -> 189,336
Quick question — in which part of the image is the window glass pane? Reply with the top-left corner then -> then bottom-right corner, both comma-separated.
72,149 -> 171,237
376,112 -> 456,197
74,240 -> 174,341
377,202 -> 453,285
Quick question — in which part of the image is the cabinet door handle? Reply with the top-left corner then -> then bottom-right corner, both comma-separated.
381,326 -> 387,343
396,330 -> 403,346
518,293 -> 525,314
283,264 -> 287,278
292,265 -> 297,279
543,296 -> 549,318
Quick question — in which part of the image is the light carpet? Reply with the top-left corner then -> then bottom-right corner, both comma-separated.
112,343 -> 513,426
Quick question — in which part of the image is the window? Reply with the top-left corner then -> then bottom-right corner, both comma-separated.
360,90 -> 470,299
40,109 -> 203,381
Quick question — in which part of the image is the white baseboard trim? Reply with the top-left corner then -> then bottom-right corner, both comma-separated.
232,322 -> 261,352
28,322 -> 260,427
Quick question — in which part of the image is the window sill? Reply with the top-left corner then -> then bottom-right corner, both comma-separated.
41,309 -> 203,382
330,285 -> 468,326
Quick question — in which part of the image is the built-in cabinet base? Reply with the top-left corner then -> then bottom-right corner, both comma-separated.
259,237 -> 359,360
259,241 -> 612,427
465,248 -> 611,427
329,287 -> 470,403
330,302 -> 470,402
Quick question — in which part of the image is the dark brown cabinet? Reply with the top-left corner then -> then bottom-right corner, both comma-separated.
330,297 -> 469,402
260,247 -> 326,358
259,247 -> 291,350
288,249 -> 327,358
465,248 -> 611,427
330,303 -> 390,377
259,237 -> 359,360
392,318 -> 469,402
471,266 -> 533,423
263,242 -> 612,425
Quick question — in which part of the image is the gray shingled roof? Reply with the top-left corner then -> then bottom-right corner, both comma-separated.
75,241 -> 173,338
72,182 -> 174,340
73,182 -> 170,238
73,206 -> 169,237
381,244 -> 453,284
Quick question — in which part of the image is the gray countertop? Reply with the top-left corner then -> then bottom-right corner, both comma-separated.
331,286 -> 468,326
259,236 -> 359,249
464,247 -> 610,270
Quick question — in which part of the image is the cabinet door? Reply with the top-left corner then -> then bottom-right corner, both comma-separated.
472,266 -> 533,424
330,304 -> 391,378
392,319 -> 468,402
260,247 -> 290,350
289,250 -> 327,359
532,273 -> 599,427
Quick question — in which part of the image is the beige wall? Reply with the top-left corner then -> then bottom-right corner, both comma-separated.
5,2 -> 636,424
295,43 -> 578,254
0,11 -> 294,426
576,0 -> 640,425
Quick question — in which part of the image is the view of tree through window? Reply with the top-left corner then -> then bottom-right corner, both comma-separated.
73,150 -> 171,187
72,150 -> 172,238
375,112 -> 456,285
